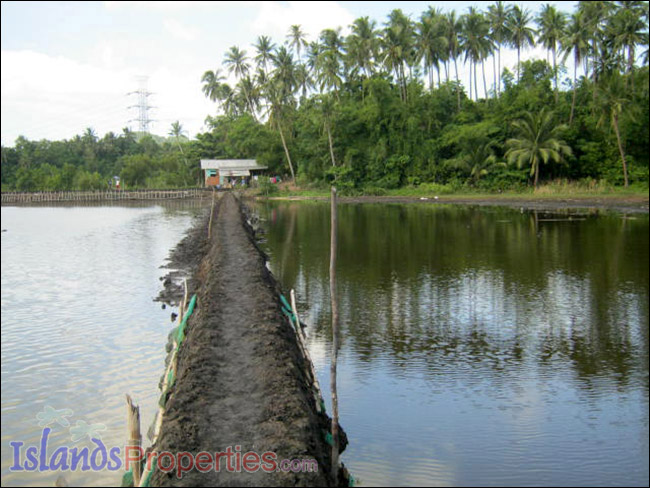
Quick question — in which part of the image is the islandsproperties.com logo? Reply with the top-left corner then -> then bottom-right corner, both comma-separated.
8,405 -> 317,479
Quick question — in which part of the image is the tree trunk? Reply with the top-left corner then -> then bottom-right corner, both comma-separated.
454,57 -> 461,111
474,62 -> 478,101
326,121 -> 336,167
278,124 -> 296,183
492,52 -> 497,99
517,46 -> 521,83
569,58 -> 577,124
613,113 -> 629,187
482,59 -> 487,99
497,46 -> 502,96
534,157 -> 540,189
553,45 -> 558,103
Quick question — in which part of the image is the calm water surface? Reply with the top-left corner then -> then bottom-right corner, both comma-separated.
1,202 -> 205,487
253,201 -> 649,487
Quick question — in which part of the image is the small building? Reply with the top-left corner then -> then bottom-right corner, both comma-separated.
200,159 -> 267,187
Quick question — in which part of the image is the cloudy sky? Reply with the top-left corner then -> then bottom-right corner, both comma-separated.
1,1 -> 578,146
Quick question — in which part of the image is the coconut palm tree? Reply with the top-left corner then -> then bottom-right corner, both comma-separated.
506,5 -> 537,83
264,80 -> 296,183
253,35 -> 275,75
317,28 -> 345,97
347,17 -> 380,79
561,11 -> 591,124
201,69 -> 226,102
608,3 -> 647,77
382,9 -> 415,102
287,25 -> 308,61
444,11 -> 463,110
505,108 -> 572,188
223,46 -> 257,119
487,1 -> 512,97
578,1 -> 613,83
461,8 -> 492,100
417,7 -> 448,91
272,45 -> 298,100
448,140 -> 505,184
537,4 -> 568,102
595,71 -> 633,187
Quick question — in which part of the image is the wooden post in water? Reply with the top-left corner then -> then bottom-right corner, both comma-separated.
329,186 -> 340,482
125,394 -> 142,486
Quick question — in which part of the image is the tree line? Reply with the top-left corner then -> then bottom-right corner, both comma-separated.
2,1 -> 648,193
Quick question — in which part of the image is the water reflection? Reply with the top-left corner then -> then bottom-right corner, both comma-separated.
255,201 -> 649,486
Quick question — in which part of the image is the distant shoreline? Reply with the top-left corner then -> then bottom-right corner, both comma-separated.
260,194 -> 650,214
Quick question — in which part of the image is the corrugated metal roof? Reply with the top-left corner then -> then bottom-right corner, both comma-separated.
200,159 -> 267,170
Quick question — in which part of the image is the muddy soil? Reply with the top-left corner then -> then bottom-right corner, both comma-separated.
155,209 -> 211,307
150,193 -> 344,486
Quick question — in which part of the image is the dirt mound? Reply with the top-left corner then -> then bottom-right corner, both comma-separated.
150,193 -> 345,486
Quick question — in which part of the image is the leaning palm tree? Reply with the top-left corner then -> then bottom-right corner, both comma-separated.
505,108 -> 572,188
506,5 -> 537,83
264,80 -> 297,183
595,71 -> 633,187
201,69 -> 226,102
537,4 -> 567,102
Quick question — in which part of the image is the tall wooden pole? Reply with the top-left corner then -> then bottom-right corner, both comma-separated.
329,186 -> 340,482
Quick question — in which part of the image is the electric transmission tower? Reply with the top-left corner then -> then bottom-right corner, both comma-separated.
127,76 -> 155,134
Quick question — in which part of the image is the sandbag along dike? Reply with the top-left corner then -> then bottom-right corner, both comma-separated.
149,192 -> 347,487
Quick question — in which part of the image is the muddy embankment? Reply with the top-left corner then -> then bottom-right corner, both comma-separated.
151,192 -> 346,486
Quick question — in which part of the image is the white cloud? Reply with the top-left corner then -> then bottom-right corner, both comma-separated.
163,18 -> 201,41
250,1 -> 355,42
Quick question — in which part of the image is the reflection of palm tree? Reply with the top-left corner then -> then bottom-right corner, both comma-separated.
505,109 -> 572,188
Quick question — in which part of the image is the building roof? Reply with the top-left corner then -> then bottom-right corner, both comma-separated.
200,159 -> 267,171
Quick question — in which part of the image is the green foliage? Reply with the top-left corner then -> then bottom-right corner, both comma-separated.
3,3 -> 649,194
